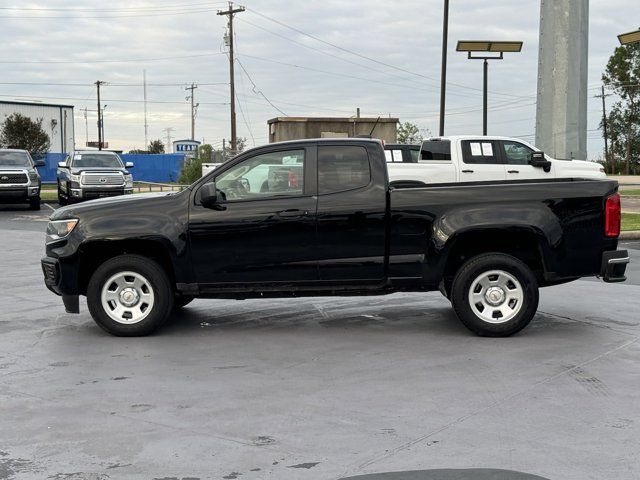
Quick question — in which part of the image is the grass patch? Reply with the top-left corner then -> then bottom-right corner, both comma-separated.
620,189 -> 640,196
40,190 -> 58,201
622,213 -> 640,232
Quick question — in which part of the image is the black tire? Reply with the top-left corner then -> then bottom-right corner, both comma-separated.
87,254 -> 174,336
29,196 -> 41,210
57,182 -> 68,206
174,295 -> 194,309
450,253 -> 539,337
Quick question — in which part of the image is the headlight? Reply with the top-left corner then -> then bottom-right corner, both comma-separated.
70,174 -> 81,183
46,219 -> 78,242
124,174 -> 133,188
29,171 -> 39,182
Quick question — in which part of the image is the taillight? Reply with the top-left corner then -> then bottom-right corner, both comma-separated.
604,193 -> 621,238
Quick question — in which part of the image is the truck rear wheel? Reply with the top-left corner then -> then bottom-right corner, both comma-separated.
450,253 -> 539,337
87,254 -> 174,336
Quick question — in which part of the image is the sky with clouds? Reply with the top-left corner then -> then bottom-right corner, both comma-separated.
0,0 -> 636,158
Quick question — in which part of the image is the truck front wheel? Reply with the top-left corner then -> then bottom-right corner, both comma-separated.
450,253 -> 539,337
87,254 -> 174,336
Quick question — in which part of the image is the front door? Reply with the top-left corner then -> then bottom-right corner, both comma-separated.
500,140 -> 554,180
189,146 -> 318,286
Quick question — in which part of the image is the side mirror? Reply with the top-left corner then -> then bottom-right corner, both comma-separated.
199,182 -> 219,208
34,159 -> 46,167
125,162 -> 134,168
58,161 -> 68,168
529,152 -> 552,173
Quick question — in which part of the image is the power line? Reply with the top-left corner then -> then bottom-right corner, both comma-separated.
245,7 -> 534,100
0,3 -> 221,12
0,81 -> 228,87
0,7 -> 225,19
235,57 -> 288,116
0,52 -> 226,64
0,93 -> 227,105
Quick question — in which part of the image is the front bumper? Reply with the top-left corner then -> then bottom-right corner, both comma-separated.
601,250 -> 630,283
69,187 -> 133,201
0,186 -> 39,202
41,256 -> 80,313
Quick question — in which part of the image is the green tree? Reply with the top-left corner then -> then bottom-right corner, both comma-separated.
179,144 -> 215,184
602,42 -> 640,174
149,139 -> 165,154
0,113 -> 51,153
397,122 -> 424,144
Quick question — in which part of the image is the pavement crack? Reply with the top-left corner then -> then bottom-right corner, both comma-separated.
344,336 -> 639,477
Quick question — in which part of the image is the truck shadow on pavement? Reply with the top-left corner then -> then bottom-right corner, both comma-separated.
339,469 -> 550,480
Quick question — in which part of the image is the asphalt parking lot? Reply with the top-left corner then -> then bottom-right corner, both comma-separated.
1,204 -> 639,480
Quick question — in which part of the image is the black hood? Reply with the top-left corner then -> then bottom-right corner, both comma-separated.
50,190 -> 187,221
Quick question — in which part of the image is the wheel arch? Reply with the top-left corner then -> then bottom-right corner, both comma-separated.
439,227 -> 548,295
77,238 -> 179,295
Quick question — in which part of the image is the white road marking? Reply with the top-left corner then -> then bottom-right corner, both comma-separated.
43,203 -> 56,212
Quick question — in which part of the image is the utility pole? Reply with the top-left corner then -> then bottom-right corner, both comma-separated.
83,108 -> 89,147
595,85 -> 612,172
163,127 -> 174,152
95,81 -> 105,150
439,0 -> 449,137
143,70 -> 149,150
218,2 -> 245,154
185,83 -> 198,141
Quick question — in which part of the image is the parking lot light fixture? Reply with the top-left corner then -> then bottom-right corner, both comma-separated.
618,28 -> 640,45
456,40 -> 523,135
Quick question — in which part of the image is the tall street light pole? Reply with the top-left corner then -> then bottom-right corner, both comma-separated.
439,0 -> 449,137
456,41 -> 523,136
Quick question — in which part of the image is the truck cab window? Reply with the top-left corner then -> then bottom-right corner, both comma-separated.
461,140 -> 500,164
502,141 -> 534,165
318,145 -> 370,194
215,149 -> 305,201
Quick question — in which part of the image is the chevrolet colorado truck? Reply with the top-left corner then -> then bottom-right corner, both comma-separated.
386,136 -> 606,184
42,138 -> 629,337
0,149 -> 44,210
56,150 -> 134,205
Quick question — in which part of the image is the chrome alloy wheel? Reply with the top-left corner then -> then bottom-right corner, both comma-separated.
101,271 -> 155,324
468,270 -> 524,324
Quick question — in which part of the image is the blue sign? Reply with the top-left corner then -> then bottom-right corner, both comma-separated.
175,143 -> 199,152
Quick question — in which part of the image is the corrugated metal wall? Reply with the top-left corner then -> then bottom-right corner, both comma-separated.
38,153 -> 186,183
0,102 -> 75,154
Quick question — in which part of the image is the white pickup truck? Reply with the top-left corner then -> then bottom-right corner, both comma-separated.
385,136 -> 606,184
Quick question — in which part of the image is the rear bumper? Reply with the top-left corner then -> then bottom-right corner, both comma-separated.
601,250 -> 630,283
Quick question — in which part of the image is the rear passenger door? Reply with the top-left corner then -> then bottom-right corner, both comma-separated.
315,144 -> 387,283
458,140 -> 505,182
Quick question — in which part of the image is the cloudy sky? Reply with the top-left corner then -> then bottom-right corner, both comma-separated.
0,0 -> 635,158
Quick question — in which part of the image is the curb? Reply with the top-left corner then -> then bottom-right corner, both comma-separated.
620,231 -> 640,240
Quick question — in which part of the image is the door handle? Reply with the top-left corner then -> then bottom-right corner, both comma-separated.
277,209 -> 308,218
461,169 -> 474,173
508,170 -> 519,174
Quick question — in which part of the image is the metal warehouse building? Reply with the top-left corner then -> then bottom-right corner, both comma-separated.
0,100 -> 74,154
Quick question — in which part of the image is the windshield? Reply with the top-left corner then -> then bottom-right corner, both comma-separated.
0,151 -> 31,167
71,153 -> 123,168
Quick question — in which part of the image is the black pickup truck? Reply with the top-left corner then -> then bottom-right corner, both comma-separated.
42,139 -> 629,337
